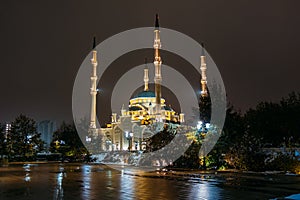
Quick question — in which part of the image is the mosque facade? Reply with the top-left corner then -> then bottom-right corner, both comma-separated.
88,15 -> 208,152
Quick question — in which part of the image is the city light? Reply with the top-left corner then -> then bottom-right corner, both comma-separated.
86,136 -> 91,142
197,121 -> 203,130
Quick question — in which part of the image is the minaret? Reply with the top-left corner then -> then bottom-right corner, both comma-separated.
179,113 -> 185,123
90,37 -> 98,129
153,14 -> 162,121
111,113 -> 117,123
200,43 -> 208,97
144,58 -> 149,91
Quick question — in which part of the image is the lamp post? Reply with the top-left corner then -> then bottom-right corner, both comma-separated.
125,132 -> 134,151
129,132 -> 133,151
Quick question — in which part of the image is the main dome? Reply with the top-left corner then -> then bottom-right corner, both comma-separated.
133,91 -> 155,98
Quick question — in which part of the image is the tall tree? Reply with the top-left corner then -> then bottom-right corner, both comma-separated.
10,114 -> 44,160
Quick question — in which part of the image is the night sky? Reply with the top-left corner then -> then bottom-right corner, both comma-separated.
1,0 -> 300,124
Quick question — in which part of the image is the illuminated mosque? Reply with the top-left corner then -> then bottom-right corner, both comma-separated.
88,15 -> 208,152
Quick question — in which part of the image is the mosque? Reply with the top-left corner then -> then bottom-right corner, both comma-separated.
88,15 -> 208,152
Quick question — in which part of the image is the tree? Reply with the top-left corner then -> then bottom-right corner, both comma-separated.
50,122 -> 88,161
224,132 -> 266,171
9,114 -> 44,161
279,92 -> 300,146
244,92 -> 300,147
205,105 -> 245,169
199,95 -> 211,123
0,123 -> 8,159
172,141 -> 201,169
144,124 -> 176,153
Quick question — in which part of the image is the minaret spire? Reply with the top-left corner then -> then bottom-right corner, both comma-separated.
144,58 -> 149,91
90,36 -> 98,129
200,42 -> 208,97
92,36 -> 96,49
153,14 -> 162,121
155,14 -> 159,28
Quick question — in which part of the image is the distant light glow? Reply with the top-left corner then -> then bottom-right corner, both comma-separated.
86,136 -> 91,142
205,123 -> 210,129
24,173 -> 31,182
197,121 -> 203,130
